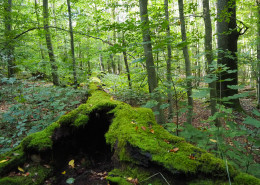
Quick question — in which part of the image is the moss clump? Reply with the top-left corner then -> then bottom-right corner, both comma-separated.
188,179 -> 229,185
0,80 -> 259,184
74,114 -> 89,127
22,122 -> 60,151
104,96 -> 235,177
107,166 -> 164,185
0,164 -> 52,185
234,173 -> 260,185
106,176 -> 131,185
0,145 -> 25,176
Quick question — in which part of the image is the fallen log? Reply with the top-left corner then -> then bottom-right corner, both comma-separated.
0,81 -> 259,185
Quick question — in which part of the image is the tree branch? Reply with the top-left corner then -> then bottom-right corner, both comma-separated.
237,19 -> 249,36
3,26 -> 136,60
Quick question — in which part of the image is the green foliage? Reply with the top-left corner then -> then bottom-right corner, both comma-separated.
0,79 -> 87,154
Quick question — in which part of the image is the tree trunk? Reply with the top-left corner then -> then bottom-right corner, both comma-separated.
99,52 -> 105,72
43,0 -> 60,86
35,0 -> 47,74
122,33 -> 132,90
164,0 -> 174,121
178,0 -> 193,124
217,0 -> 240,109
4,0 -> 15,78
257,0 -> 260,109
67,0 -> 78,87
203,0 -> 219,126
139,0 -> 165,124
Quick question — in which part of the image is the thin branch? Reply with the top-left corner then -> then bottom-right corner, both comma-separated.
140,172 -> 170,185
237,19 -> 249,36
3,26 -> 136,60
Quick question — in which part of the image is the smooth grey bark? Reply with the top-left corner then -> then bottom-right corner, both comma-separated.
257,0 -> 260,108
99,52 -> 105,72
4,0 -> 15,78
164,0 -> 174,121
139,0 -> 165,124
67,0 -> 78,87
99,52 -> 105,71
203,0 -> 219,126
94,3 -> 104,72
217,0 -> 241,109
178,0 -> 193,124
43,0 -> 60,86
111,6 -> 117,74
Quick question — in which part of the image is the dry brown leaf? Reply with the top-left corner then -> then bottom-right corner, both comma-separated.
141,126 -> 146,131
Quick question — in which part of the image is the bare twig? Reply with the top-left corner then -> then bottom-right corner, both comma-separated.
140,172 -> 170,185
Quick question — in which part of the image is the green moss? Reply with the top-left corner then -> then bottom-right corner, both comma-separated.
234,173 -> 260,185
107,166 -> 164,185
1,81 -> 259,184
0,164 -> 52,185
198,153 -> 237,177
0,145 -> 25,176
106,100 -> 228,175
106,176 -> 131,185
57,108 -> 82,126
188,179 -> 229,185
22,122 -> 59,151
74,114 -> 89,127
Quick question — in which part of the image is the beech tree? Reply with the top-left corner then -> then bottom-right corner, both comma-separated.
217,0 -> 247,109
203,0 -> 218,125
4,0 -> 15,78
164,0 -> 173,121
178,0 -> 193,124
139,0 -> 165,124
43,0 -> 60,86
67,0 -> 78,87
257,0 -> 260,108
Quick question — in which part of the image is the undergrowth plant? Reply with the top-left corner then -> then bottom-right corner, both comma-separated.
163,65 -> 260,178
0,78 -> 88,153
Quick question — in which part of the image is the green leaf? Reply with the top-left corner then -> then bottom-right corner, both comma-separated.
160,103 -> 169,109
243,116 -> 260,128
66,178 -> 75,184
175,41 -> 191,48
227,85 -> 244,90
191,89 -> 209,98
142,100 -> 158,109
131,58 -> 145,64
252,109 -> 260,117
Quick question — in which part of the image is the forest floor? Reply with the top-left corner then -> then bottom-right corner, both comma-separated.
0,81 -> 259,184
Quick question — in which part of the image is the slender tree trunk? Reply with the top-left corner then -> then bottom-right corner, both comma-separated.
100,53 -> 104,72
87,61 -> 91,76
217,0 -> 241,109
203,0 -> 219,126
4,0 -> 15,78
117,56 -> 121,74
178,0 -> 193,124
195,42 -> 201,87
110,54 -> 116,74
164,0 -> 173,121
139,0 -> 165,124
122,32 -> 132,90
257,0 -> 260,108
67,0 -> 78,87
35,0 -> 46,73
43,0 -> 59,86
107,57 -> 112,73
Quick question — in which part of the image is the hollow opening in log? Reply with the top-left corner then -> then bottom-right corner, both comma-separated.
51,108 -> 114,184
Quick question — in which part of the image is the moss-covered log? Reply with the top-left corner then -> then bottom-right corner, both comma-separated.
0,79 -> 259,185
